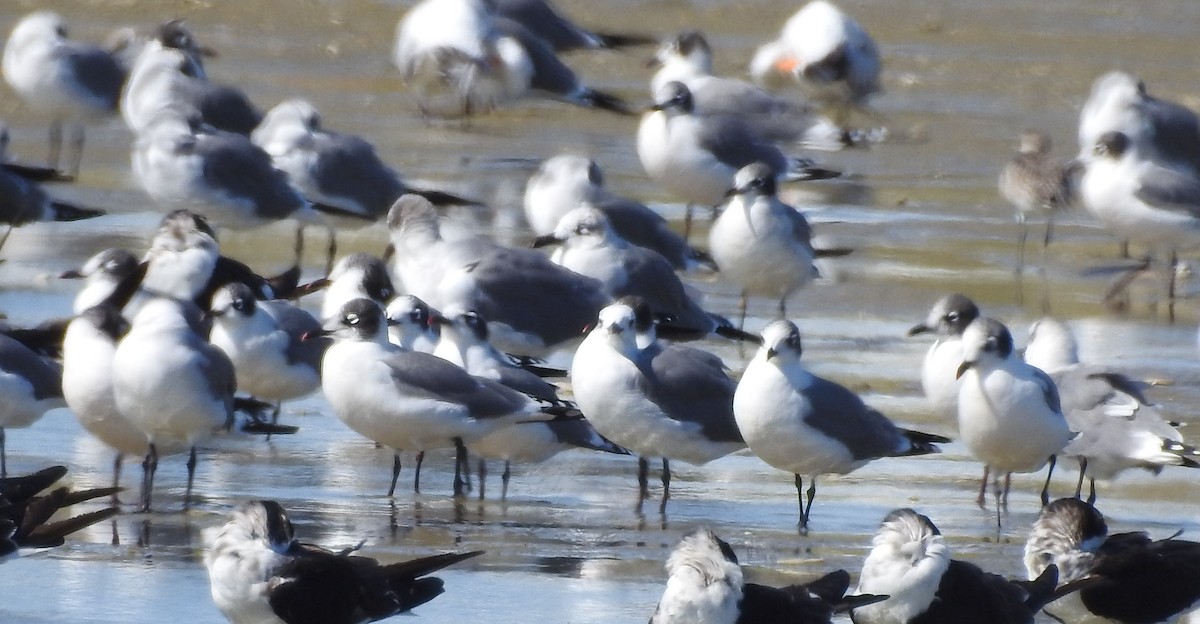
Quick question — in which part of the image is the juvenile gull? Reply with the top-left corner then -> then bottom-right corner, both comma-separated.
205,499 -> 483,624
734,320 -> 946,532
853,508 -> 1067,624
570,301 -> 744,510
1025,498 -> 1200,624
1024,317 -> 1200,503
523,154 -> 707,270
2,11 -> 125,175
955,317 -> 1072,517
650,527 -> 884,624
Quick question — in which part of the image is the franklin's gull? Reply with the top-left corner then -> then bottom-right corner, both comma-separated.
493,0 -> 653,51
0,334 -> 65,477
734,320 -> 947,532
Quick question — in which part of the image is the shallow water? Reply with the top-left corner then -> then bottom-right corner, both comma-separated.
2,0 -> 1200,622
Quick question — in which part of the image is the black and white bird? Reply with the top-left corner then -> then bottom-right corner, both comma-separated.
956,317 -> 1073,516
0,129 -> 104,230
385,295 -> 440,354
907,294 -> 981,427
2,11 -> 126,175
1078,71 -> 1200,179
852,508 -> 1067,624
522,154 -> 708,271
316,298 -> 554,496
61,248 -> 140,314
734,320 -> 947,532
388,194 -> 609,356
111,296 -> 235,511
569,300 -> 745,510
537,206 -> 754,342
0,332 -> 66,477
318,253 -> 397,322
209,283 -> 328,425
1024,317 -> 1200,503
999,130 -> 1073,270
1025,498 -> 1200,624
748,0 -> 881,119
650,527 -> 885,624
205,499 -> 483,624
1,465 -> 119,562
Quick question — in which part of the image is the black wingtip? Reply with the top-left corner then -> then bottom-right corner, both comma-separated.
49,202 -> 105,222
0,465 -> 68,502
898,428 -> 951,455
714,324 -> 761,344
593,32 -> 657,49
838,593 -> 890,613
3,162 -> 74,183
409,187 -> 485,208
814,247 -> 854,258
804,569 -> 851,604
21,507 -> 120,548
580,89 -> 636,116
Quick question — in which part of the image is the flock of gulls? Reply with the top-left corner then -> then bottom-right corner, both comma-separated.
0,0 -> 1199,622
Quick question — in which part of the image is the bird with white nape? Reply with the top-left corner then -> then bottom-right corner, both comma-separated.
111,296 -> 235,512
999,129 -> 1073,272
315,298 -> 556,497
734,320 -> 947,533
1025,498 -> 1200,624
1024,317 -> 1200,503
853,508 -> 1071,624
385,295 -> 440,354
535,206 -> 756,343
650,527 -> 885,624
317,252 -> 397,323
523,154 -> 708,271
638,81 -> 840,239
569,300 -> 744,512
955,317 -> 1073,522
205,499 -> 483,624
708,162 -> 822,329
2,11 -> 126,176
749,0 -> 881,122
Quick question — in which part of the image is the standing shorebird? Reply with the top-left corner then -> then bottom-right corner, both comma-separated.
998,130 -> 1073,272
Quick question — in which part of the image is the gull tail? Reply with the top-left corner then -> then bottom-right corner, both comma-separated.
548,417 -> 631,455
783,158 -> 842,182
1160,438 -> 1200,468
577,89 -> 635,116
48,201 -> 105,222
814,247 -> 854,258
713,322 -> 761,344
408,187 -> 485,208
592,31 -> 657,49
687,246 -> 719,272
897,428 -> 951,456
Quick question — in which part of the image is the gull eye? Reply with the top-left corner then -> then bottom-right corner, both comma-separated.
983,337 -> 997,351
345,313 -> 360,326
946,311 -> 959,322
232,298 -> 247,312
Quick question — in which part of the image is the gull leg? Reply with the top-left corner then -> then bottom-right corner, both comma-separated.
1040,455 -> 1056,507
803,477 -> 818,531
452,438 -> 467,497
413,450 -> 424,493
683,204 -> 695,243
1073,457 -> 1087,500
141,443 -> 159,513
1168,251 -> 1179,322
637,456 -> 649,508
1016,212 -> 1028,275
47,119 -> 62,171
184,446 -> 198,510
112,453 -> 124,505
993,473 -> 1003,530
1087,479 -> 1097,505
0,427 -> 5,477
1002,472 -> 1012,510
387,453 -> 401,497
976,465 -> 990,508
477,458 -> 487,501
659,458 -> 671,514
67,123 -> 85,179
501,461 -> 511,501
325,226 -> 338,276
293,224 -> 305,267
